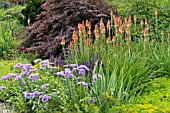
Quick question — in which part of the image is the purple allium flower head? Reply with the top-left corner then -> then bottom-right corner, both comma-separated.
54,71 -> 65,76
0,86 -> 6,91
14,63 -> 23,68
42,83 -> 49,89
16,76 -> 22,81
77,82 -> 88,89
70,64 -> 78,68
42,95 -> 51,102
88,97 -> 95,103
33,59 -> 42,64
23,64 -> 32,70
78,65 -> 89,71
23,92 -> 32,99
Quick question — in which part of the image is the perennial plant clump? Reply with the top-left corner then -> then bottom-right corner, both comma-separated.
0,0 -> 170,112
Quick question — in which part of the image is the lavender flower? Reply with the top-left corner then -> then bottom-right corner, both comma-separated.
14,63 -> 23,68
54,71 -> 65,76
56,56 -> 66,67
16,76 -> 22,81
0,86 -> 6,91
42,83 -> 49,89
77,82 -> 88,89
42,95 -> 51,102
33,59 -> 42,64
50,55 -> 55,65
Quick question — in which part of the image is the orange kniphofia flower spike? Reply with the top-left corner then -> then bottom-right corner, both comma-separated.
126,27 -> 130,34
69,41 -> 73,50
134,15 -> 137,21
155,9 -> 158,15
161,31 -> 164,36
119,24 -> 124,33
144,36 -> 147,41
86,20 -> 88,27
112,36 -> 116,42
114,17 -> 119,27
144,28 -> 148,36
145,18 -> 148,25
107,37 -> 111,44
116,30 -> 119,36
61,37 -> 65,45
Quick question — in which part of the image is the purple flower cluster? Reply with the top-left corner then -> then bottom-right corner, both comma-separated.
42,83 -> 49,89
54,68 -> 74,78
41,60 -> 50,67
0,86 -> 6,91
29,73 -> 39,81
0,73 -> 18,80
14,63 -> 23,68
18,64 -> 37,76
16,75 -> 22,81
39,95 -> 51,102
23,91 -> 41,99
77,82 -> 88,89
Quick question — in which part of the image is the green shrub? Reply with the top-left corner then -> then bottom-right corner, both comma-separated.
110,77 -> 170,112
21,0 -> 44,26
2,5 -> 25,23
0,20 -> 22,58
116,0 -> 170,35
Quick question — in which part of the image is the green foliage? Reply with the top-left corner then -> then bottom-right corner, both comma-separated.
115,0 -> 170,34
2,5 -> 26,23
21,0 -> 44,26
0,58 -> 28,77
110,77 -> 170,112
0,20 -> 22,59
